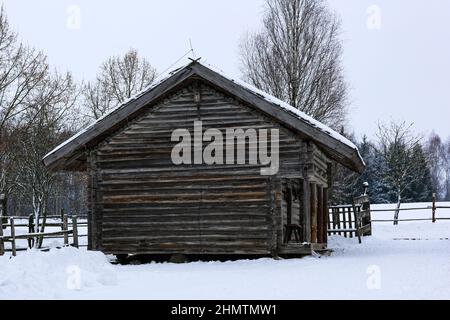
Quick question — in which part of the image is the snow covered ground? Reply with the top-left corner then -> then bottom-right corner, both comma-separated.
1,203 -> 449,300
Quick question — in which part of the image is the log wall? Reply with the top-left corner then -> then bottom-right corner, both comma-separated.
87,81 -> 330,255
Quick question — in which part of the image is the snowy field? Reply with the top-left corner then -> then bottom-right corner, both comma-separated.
1,203 -> 450,300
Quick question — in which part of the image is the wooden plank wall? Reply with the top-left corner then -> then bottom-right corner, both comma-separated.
88,82 -> 308,255
280,179 -> 303,239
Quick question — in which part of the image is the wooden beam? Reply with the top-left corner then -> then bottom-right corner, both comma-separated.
317,185 -> 323,244
63,214 -> 69,246
72,216 -> 79,248
303,171 -> 311,243
322,188 -> 329,244
9,218 -> 16,257
310,183 -> 318,244
269,177 -> 280,256
1,229 -> 74,240
278,244 -> 312,255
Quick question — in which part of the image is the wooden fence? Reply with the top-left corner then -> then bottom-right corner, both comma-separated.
328,205 -> 358,238
328,194 -> 450,241
328,194 -> 372,243
0,196 -> 88,256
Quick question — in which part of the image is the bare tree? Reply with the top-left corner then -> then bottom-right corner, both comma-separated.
0,6 -> 48,212
424,132 -> 444,199
0,6 -> 86,235
240,0 -> 348,128
82,80 -> 114,121
0,6 -> 48,131
16,71 -> 78,247
376,121 -> 425,224
0,125 -> 22,215
83,49 -> 157,120
443,138 -> 450,201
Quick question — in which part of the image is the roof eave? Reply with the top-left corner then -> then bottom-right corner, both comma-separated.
43,61 -> 365,174
190,63 -> 364,173
42,65 -> 197,170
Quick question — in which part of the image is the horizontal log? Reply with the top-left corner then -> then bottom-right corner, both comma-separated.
102,205 -> 269,213
102,220 -> 269,227
102,233 -> 270,242
371,218 -> 433,222
1,230 -> 73,241
100,184 -> 267,195
370,207 -> 431,212
100,240 -> 269,247
101,174 -> 268,183
123,124 -> 279,136
102,203 -> 270,211
102,215 -> 268,222
101,248 -> 271,255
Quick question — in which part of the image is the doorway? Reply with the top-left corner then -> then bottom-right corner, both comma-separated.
281,179 -> 304,244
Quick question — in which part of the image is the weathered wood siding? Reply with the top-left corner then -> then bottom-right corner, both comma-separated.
306,144 -> 329,187
88,81 -> 310,255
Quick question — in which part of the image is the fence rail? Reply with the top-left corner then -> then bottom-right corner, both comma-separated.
328,194 -> 372,242
0,196 -> 88,257
328,194 -> 449,240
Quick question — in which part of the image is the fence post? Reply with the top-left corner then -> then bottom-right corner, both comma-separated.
72,216 -> 79,248
432,193 -> 436,223
0,194 -> 6,225
63,214 -> 69,246
352,201 -> 362,244
28,214 -> 35,249
10,218 -> 16,257
60,208 -> 65,230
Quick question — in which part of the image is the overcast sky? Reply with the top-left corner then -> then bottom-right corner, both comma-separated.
2,0 -> 450,141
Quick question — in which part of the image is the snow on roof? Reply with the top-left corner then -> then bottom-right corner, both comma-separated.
45,59 -> 363,165
43,62 -> 191,160
201,61 -> 358,151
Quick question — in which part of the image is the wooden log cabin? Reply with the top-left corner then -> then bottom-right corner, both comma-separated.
43,60 -> 364,258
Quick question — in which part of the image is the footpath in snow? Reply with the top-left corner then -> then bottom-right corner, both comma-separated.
0,203 -> 449,300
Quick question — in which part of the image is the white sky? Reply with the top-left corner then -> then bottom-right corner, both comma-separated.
2,0 -> 450,141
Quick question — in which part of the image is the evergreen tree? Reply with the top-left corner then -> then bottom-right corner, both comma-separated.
357,137 -> 389,203
330,135 -> 387,204
403,144 -> 433,202
331,125 -> 434,205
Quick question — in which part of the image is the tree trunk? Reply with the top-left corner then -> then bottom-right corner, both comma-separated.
1,195 -> 7,229
2,195 -> 7,217
393,194 -> 401,226
34,196 -> 41,249
38,213 -> 47,248
37,199 -> 48,248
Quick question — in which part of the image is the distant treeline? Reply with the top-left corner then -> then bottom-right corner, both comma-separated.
331,126 -> 450,205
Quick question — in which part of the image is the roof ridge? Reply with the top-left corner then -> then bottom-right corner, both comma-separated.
43,59 -> 364,173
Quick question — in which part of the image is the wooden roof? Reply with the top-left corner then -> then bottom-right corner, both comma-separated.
43,61 -> 365,173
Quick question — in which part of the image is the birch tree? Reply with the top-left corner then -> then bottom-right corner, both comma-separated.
443,138 -> 450,201
376,121 -> 425,224
424,132 -> 444,199
83,49 -> 157,120
16,72 -> 77,247
240,0 -> 348,128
